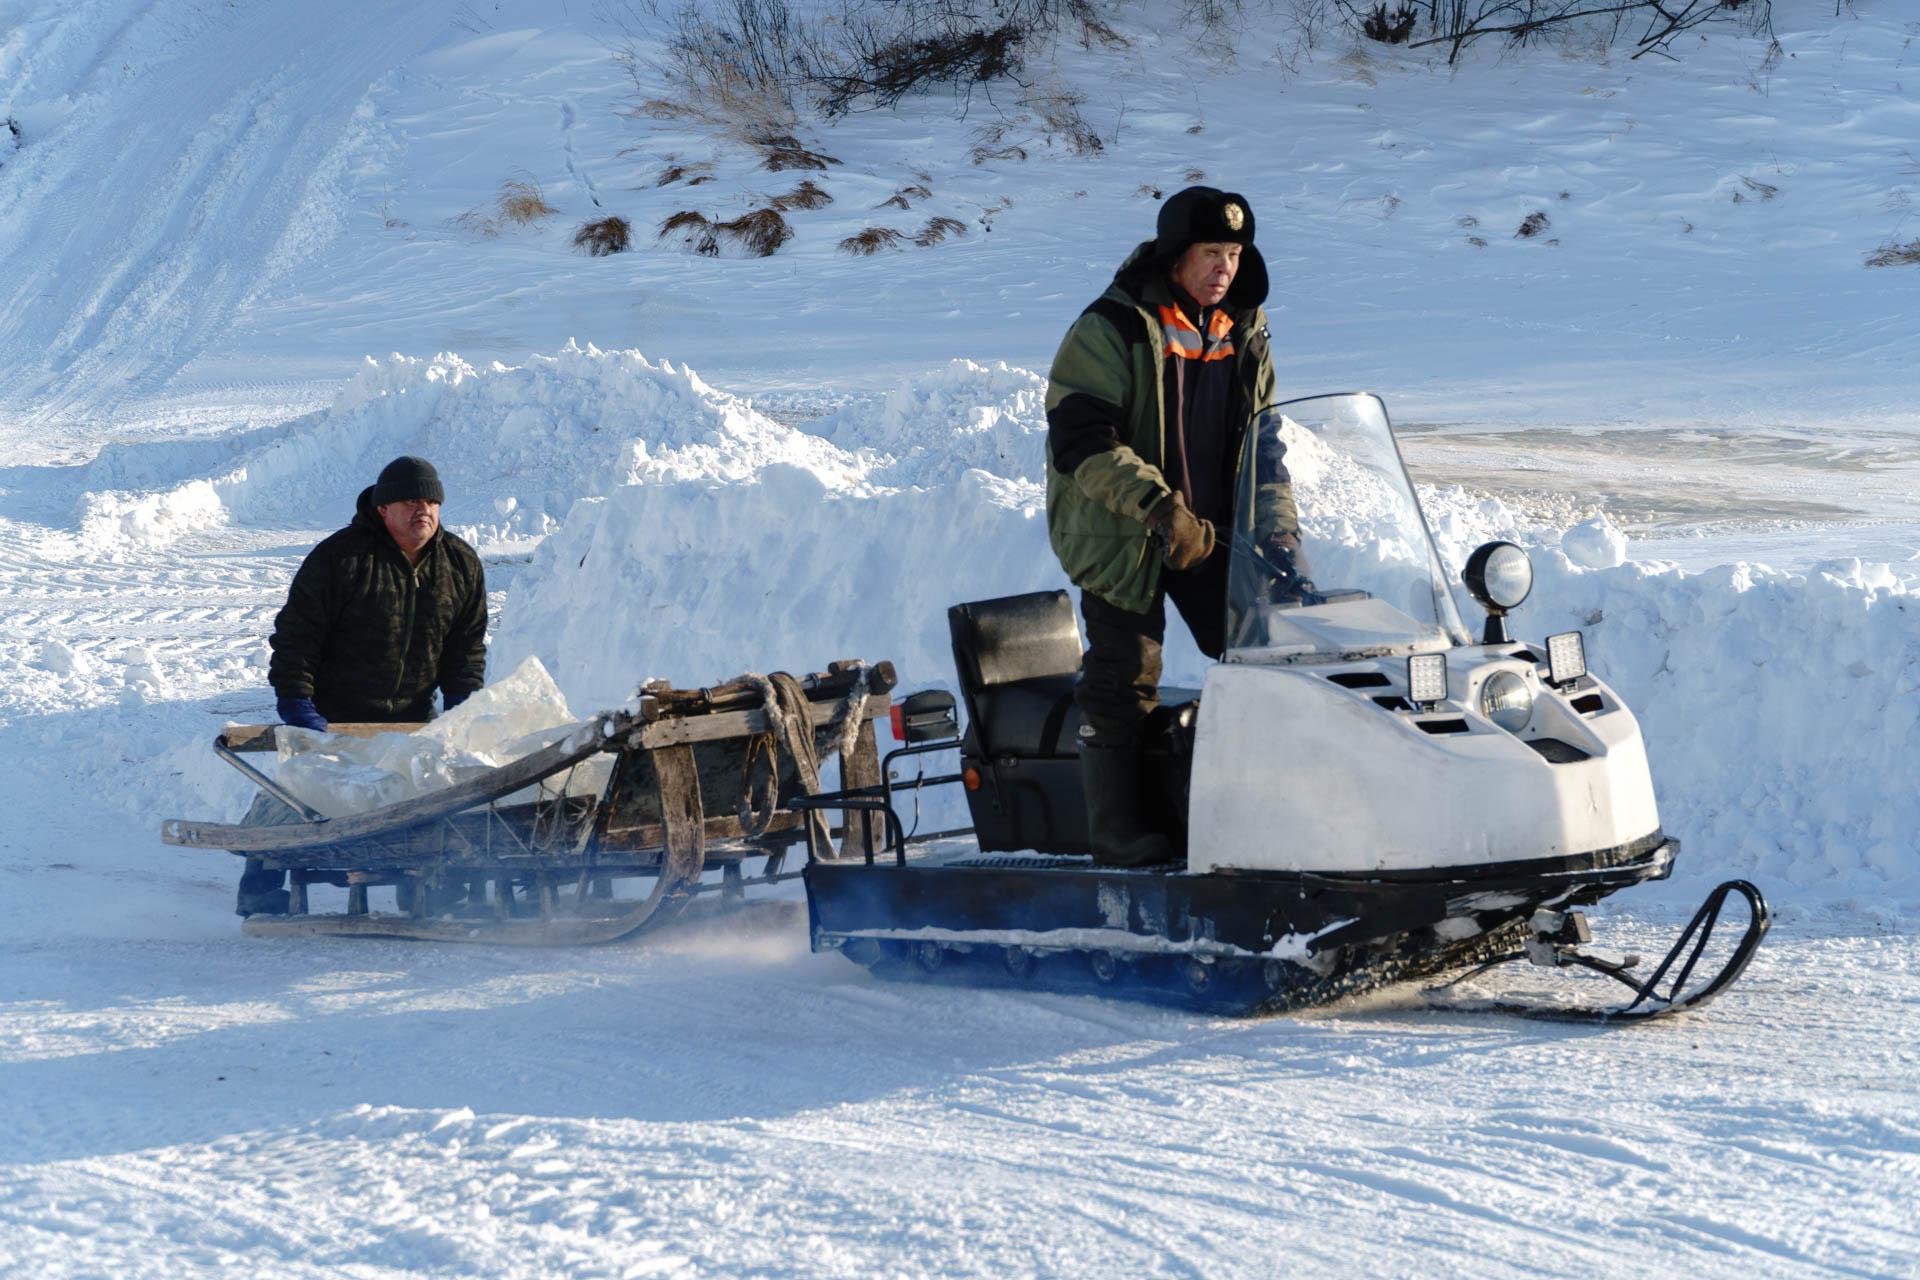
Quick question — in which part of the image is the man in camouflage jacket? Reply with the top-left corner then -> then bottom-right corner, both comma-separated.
238,455 -> 488,914
1045,186 -> 1295,865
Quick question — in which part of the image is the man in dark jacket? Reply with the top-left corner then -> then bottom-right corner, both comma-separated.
236,456 -> 488,914
1044,186 -> 1294,866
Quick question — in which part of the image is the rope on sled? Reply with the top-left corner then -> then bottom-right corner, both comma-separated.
732,664 -> 872,845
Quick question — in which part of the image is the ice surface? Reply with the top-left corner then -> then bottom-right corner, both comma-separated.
268,657 -> 603,816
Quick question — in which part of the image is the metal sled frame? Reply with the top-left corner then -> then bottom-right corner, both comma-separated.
163,663 -> 897,943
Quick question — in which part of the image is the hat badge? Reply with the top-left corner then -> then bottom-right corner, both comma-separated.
1222,201 -> 1245,231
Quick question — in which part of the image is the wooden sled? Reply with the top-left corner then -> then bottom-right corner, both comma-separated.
162,661 -> 897,943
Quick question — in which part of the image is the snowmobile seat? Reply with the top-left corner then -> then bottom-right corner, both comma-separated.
947,591 -> 1198,759
949,590 -> 1198,854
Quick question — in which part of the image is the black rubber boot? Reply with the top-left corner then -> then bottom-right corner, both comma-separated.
235,858 -> 290,917
1080,740 -> 1176,867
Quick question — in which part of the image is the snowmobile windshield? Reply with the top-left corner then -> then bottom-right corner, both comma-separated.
1225,393 -> 1470,661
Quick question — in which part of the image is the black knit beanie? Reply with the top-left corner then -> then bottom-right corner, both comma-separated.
370,456 -> 445,506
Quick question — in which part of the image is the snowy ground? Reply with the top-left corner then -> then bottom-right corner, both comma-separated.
2,0 -> 1917,1275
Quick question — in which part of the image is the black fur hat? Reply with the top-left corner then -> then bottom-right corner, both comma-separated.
1153,185 -> 1268,307
370,456 -> 445,507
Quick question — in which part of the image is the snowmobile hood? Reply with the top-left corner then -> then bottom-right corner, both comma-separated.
1112,237 -> 1270,312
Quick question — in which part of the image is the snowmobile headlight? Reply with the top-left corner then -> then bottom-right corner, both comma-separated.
1546,630 -> 1587,686
1407,653 -> 1448,706
1463,541 -> 1534,612
1478,670 -> 1534,732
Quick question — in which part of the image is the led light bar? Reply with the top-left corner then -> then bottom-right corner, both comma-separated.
1547,631 -> 1588,686
1407,653 -> 1448,706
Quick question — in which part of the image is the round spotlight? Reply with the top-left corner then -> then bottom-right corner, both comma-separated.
1479,670 -> 1535,732
1463,541 -> 1534,613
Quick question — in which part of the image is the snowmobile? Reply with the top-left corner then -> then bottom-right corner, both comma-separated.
801,392 -> 1770,1021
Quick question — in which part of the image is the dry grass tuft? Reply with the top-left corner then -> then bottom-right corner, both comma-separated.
839,226 -> 907,255
1183,168 -> 1205,183
657,163 -> 712,186
769,179 -> 833,212
1137,184 -> 1164,200
1515,211 -> 1551,238
497,179 -> 558,225
878,193 -> 912,210
1865,239 -> 1920,267
914,216 -> 967,247
714,206 -> 794,257
574,216 -> 632,256
452,208 -> 501,238
756,133 -> 840,172
658,209 -> 720,256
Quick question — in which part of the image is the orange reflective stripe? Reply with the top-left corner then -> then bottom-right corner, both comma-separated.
1158,304 -> 1236,363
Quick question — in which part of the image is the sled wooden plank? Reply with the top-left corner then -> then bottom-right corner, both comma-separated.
162,717 -> 628,852
633,694 -> 888,748
220,723 -> 429,753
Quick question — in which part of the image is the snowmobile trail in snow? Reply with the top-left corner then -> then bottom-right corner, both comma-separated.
0,0 -> 464,451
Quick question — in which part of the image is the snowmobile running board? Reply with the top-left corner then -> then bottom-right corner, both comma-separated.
1421,879 -> 1771,1022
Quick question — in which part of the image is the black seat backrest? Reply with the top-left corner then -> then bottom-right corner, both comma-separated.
948,590 -> 1083,695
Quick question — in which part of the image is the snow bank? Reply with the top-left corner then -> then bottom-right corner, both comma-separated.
488,353 -> 1917,918
61,343 -> 1914,915
78,342 -> 866,550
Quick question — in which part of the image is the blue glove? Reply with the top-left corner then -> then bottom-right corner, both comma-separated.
443,689 -> 472,711
277,696 -> 328,732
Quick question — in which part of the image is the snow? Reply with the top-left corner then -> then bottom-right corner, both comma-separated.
1,0 -> 1917,1274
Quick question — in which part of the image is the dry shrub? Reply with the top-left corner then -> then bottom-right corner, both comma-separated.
755,132 -> 840,171
1361,3 -> 1417,43
1515,211 -> 1551,238
969,123 -> 1027,165
1865,239 -> 1920,267
659,209 -> 720,256
769,179 -> 832,211
914,216 -> 967,246
1028,89 -> 1102,156
498,179 -> 558,225
714,206 -> 793,256
813,22 -> 1027,116
840,226 -> 907,255
574,216 -> 633,256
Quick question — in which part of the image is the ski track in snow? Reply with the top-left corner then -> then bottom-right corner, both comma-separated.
0,893 -> 1915,1278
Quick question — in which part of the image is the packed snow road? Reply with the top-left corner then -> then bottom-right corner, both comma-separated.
0,531 -> 1912,1280
0,861 -> 1915,1276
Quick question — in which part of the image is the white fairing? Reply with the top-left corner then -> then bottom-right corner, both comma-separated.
1186,651 -> 1662,875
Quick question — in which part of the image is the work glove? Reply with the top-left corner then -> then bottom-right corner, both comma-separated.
1147,492 -> 1215,571
277,696 -> 328,733
443,689 -> 472,711
1259,532 -> 1317,603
